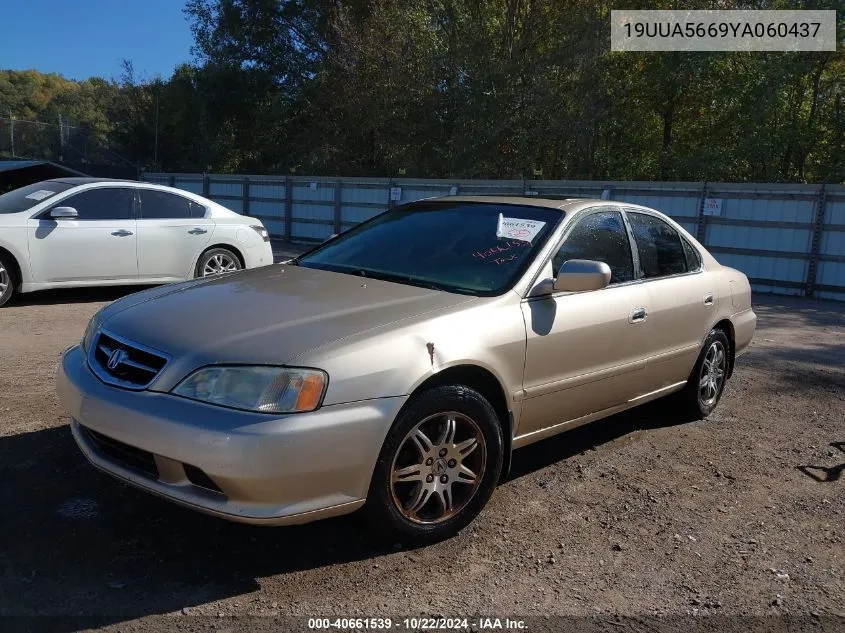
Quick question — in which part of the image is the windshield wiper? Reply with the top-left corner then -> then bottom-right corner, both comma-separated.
357,270 -> 476,295
299,264 -> 478,295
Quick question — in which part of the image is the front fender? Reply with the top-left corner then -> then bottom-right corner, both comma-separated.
0,232 -> 32,287
294,295 -> 527,412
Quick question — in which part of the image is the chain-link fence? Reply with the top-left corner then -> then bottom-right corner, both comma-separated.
0,116 -> 139,179
1,116 -> 71,162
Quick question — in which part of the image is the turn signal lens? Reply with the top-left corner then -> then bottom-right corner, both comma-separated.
296,373 -> 326,412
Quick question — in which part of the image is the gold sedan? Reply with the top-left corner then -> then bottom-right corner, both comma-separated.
58,196 -> 756,542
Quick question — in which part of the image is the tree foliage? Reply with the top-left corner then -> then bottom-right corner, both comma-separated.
2,0 -> 843,182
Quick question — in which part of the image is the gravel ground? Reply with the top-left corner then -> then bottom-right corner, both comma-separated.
0,284 -> 842,632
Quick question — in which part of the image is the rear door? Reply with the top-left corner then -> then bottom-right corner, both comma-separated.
625,210 -> 714,391
135,188 -> 213,280
518,208 -> 653,438
27,186 -> 138,283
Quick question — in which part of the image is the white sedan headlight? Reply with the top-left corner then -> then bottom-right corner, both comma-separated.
172,366 -> 327,414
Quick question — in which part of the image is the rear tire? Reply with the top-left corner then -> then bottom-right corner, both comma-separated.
365,385 -> 503,543
195,247 -> 242,278
673,328 -> 730,420
0,253 -> 16,307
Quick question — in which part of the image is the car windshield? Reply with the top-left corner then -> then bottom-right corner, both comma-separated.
297,201 -> 562,295
0,181 -> 75,214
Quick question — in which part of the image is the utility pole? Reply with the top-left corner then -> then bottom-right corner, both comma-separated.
58,114 -> 64,160
9,110 -> 14,159
154,92 -> 159,170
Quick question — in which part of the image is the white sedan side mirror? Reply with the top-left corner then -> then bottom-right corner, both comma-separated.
50,206 -> 78,219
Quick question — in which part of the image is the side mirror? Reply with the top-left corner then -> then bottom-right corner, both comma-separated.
50,206 -> 78,219
553,259 -> 611,292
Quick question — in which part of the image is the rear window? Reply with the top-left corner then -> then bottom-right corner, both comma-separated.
0,182 -> 76,214
139,189 -> 207,219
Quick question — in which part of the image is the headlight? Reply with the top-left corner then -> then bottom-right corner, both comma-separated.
171,366 -> 327,414
250,224 -> 270,242
81,314 -> 99,352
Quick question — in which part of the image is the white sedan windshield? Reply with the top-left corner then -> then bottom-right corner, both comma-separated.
0,182 -> 75,214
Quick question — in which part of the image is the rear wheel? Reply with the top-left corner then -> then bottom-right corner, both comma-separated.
366,385 -> 503,543
195,248 -> 242,278
674,328 -> 730,420
0,253 -> 15,307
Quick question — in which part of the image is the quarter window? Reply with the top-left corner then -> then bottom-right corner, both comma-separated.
52,187 -> 134,220
627,212 -> 688,278
553,210 -> 634,284
682,237 -> 702,271
139,190 -> 206,219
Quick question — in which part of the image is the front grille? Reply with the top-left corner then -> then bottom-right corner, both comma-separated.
89,330 -> 169,389
83,427 -> 159,479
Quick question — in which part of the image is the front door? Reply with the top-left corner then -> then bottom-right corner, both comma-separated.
27,186 -> 138,283
517,209 -> 652,439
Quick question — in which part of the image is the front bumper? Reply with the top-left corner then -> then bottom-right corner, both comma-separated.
58,345 -> 405,525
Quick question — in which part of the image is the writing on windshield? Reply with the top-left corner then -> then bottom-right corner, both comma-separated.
298,202 -> 562,295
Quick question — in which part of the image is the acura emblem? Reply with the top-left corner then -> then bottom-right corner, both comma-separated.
107,349 -> 128,370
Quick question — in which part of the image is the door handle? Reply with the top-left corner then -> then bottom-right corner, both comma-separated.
703,293 -> 714,306
188,228 -> 208,235
629,307 -> 648,324
111,230 -> 133,237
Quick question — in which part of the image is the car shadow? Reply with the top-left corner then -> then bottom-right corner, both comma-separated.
0,423 -> 399,627
507,398 -> 681,481
10,286 -> 156,307
0,398 -> 690,628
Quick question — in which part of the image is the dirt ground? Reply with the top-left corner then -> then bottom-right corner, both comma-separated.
0,284 -> 842,632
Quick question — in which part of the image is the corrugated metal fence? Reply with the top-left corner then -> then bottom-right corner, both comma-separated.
141,173 -> 845,302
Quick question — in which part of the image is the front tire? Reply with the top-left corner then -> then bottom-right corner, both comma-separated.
195,247 -> 242,278
366,385 -> 504,543
0,253 -> 15,307
674,328 -> 730,420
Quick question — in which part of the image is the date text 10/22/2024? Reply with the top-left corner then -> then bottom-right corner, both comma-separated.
307,617 -> 527,630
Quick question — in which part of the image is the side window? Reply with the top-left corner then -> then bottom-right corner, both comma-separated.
682,237 -> 702,271
54,187 -> 134,220
139,190 -> 206,219
627,212 -> 688,278
553,210 -> 634,284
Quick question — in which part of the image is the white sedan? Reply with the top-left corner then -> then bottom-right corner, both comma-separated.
0,178 -> 274,306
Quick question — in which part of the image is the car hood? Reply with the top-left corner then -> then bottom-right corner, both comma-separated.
98,264 -> 477,388
0,210 -> 29,225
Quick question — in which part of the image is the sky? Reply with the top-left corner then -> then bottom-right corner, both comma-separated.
1,0 -> 195,81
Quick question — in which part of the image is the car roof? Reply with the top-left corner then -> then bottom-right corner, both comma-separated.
45,177 -> 138,185
427,195 -> 626,212
432,195 -> 568,210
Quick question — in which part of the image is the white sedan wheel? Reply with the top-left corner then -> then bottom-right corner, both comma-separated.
197,249 -> 242,278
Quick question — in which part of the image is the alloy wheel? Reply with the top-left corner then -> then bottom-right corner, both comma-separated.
202,253 -> 239,276
390,411 -> 487,525
0,263 -> 8,295
699,340 -> 726,406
